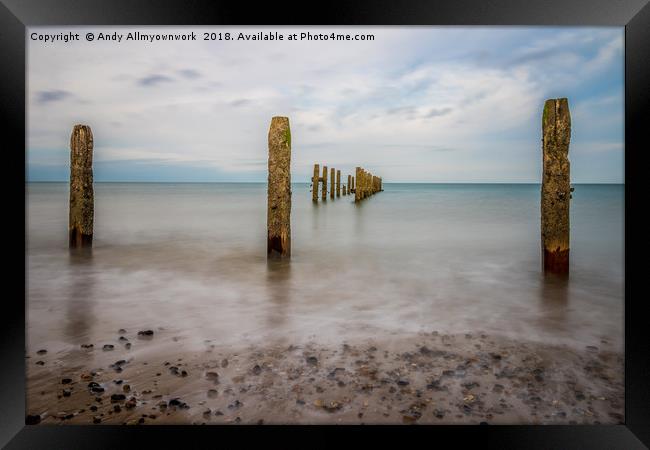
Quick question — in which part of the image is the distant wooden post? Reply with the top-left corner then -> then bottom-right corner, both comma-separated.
379,177 -> 382,191
330,167 -> 335,199
347,175 -> 351,195
541,98 -> 571,274
336,170 -> 341,197
312,164 -> 319,202
69,124 -> 94,248
342,184 -> 346,195
322,166 -> 328,201
351,176 -> 355,193
267,116 -> 291,258
355,167 -> 361,202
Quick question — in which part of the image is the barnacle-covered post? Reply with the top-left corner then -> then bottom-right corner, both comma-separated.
267,116 -> 291,257
69,124 -> 94,248
541,98 -> 571,274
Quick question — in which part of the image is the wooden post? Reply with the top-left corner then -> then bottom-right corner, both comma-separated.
330,167 -> 335,199
541,98 -> 571,274
351,176 -> 355,193
69,124 -> 94,248
322,166 -> 328,201
267,116 -> 291,258
336,170 -> 341,197
379,177 -> 382,191
355,167 -> 361,202
312,164 -> 319,202
342,183 -> 346,196
347,175 -> 351,195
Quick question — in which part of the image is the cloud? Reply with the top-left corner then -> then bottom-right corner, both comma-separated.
35,90 -> 71,103
178,69 -> 200,79
424,107 -> 452,118
230,98 -> 251,107
138,74 -> 174,86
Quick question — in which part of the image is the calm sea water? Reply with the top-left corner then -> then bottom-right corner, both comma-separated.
26,183 -> 624,352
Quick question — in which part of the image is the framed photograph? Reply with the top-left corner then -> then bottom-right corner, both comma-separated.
1,0 -> 648,447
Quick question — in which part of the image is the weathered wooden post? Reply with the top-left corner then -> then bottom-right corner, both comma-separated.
267,116 -> 291,258
541,98 -> 571,274
351,176 -> 355,194
347,175 -> 351,195
69,124 -> 94,248
355,167 -> 361,202
322,166 -> 328,201
330,167 -> 335,199
312,164 -> 319,202
336,170 -> 341,197
342,184 -> 346,195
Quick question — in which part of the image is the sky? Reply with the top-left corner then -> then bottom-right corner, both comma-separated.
27,26 -> 624,183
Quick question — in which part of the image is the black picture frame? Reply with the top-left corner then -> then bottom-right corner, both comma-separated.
2,0 -> 648,448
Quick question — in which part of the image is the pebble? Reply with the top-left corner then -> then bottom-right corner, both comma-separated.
306,356 -> 318,366
138,330 -> 154,336
102,345 -> 114,351
61,378 -> 72,384
205,371 -> 219,382
36,349 -> 47,355
111,394 -> 126,402
252,365 -> 262,375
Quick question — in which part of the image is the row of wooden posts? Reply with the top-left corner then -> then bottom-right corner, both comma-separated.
67,97 -> 572,274
310,165 -> 383,203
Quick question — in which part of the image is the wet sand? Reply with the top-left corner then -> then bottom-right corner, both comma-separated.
26,329 -> 623,425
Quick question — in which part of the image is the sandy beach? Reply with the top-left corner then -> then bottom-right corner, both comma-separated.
26,327 -> 623,425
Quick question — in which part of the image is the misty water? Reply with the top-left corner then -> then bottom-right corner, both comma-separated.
26,182 -> 624,354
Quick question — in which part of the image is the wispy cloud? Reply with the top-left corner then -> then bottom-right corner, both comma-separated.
35,90 -> 71,103
138,74 -> 174,86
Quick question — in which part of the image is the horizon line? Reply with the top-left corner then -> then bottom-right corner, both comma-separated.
25,180 -> 625,185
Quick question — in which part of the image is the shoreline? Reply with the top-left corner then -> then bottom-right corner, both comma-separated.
26,329 -> 623,425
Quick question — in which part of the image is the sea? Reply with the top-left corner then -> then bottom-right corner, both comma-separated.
26,183 -> 624,353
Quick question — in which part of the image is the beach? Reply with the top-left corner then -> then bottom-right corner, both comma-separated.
26,182 -> 624,425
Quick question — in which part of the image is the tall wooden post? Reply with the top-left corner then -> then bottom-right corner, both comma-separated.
330,167 -> 335,199
355,167 -> 361,202
322,166 -> 328,201
69,124 -> 94,248
267,116 -> 291,258
541,98 -> 571,274
336,170 -> 341,197
347,175 -> 351,195
351,176 -> 355,194
312,164 -> 319,202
